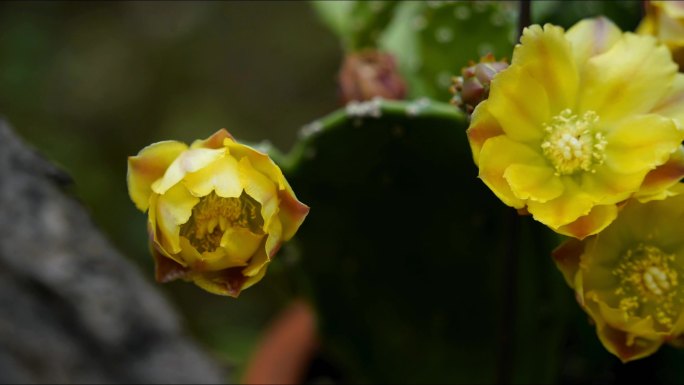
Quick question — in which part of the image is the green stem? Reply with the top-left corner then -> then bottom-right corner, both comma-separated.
518,0 -> 531,40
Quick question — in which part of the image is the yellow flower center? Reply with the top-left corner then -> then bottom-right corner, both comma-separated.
612,243 -> 683,329
541,109 -> 606,176
180,192 -> 264,253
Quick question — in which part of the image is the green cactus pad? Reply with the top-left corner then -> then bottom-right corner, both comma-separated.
277,99 -> 575,383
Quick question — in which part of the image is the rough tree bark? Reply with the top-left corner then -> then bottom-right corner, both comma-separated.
0,119 -> 227,383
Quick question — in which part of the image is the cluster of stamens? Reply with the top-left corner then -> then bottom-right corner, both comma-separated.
180,192 -> 263,253
541,109 -> 606,176
612,243 -> 683,329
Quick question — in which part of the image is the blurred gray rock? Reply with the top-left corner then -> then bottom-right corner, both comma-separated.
0,119 -> 227,383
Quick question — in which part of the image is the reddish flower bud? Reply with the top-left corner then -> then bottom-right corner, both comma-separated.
338,49 -> 407,103
450,53 -> 509,114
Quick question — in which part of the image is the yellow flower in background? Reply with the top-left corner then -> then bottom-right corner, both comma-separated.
467,17 -> 684,239
638,0 -> 684,69
554,193 -> 684,362
127,129 -> 309,297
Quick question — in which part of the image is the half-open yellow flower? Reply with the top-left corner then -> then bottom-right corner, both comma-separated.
638,0 -> 684,69
554,193 -> 684,362
467,17 -> 684,239
127,129 -> 309,297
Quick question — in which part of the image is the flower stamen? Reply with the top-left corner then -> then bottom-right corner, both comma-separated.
541,109 -> 606,176
180,192 -> 263,253
612,243 -> 683,329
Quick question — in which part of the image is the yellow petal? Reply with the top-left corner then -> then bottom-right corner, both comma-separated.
238,157 -> 278,228
242,218 -> 282,278
526,179 -> 595,230
191,268 -> 248,298
242,245 -> 270,278
636,13 -> 656,36
241,265 -> 268,291
555,204 -> 618,240
565,17 -> 622,70
228,140 -> 287,190
596,300 -> 661,340
487,64 -> 549,143
183,155 -> 243,198
151,148 -> 226,194
605,114 -> 683,174
503,164 -> 564,203
278,179 -> 310,241
513,24 -> 578,113
578,33 -> 677,123
127,140 -> 187,211
265,216 -> 283,259
659,1 -> 684,19
155,184 -> 199,254
177,236 -> 202,264
478,136 -> 546,209
652,73 -> 684,125
595,321 -> 663,363
579,165 -> 642,204
636,146 -> 684,202
552,238 -> 584,288
220,227 -> 264,266
466,101 -> 504,166
189,128 -> 234,149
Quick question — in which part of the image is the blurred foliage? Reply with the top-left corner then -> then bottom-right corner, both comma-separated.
314,1 -> 518,100
0,0 -> 340,380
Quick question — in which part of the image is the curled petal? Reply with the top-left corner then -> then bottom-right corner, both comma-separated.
636,146 -> 684,202
478,136 -> 546,209
155,184 -> 199,254
127,140 -> 187,211
503,164 -> 564,203
555,204 -> 618,240
243,241 -> 271,278
278,180 -> 310,241
239,157 -> 278,228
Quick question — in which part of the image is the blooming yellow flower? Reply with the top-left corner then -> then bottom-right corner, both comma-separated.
638,0 -> 684,69
554,193 -> 684,362
127,129 -> 309,297
467,17 -> 684,239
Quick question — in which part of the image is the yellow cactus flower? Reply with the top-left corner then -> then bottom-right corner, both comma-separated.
467,17 -> 684,239
127,129 -> 309,297
553,193 -> 684,362
637,0 -> 684,69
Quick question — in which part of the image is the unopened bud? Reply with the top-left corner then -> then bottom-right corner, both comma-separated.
338,49 -> 407,104
450,53 -> 509,114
